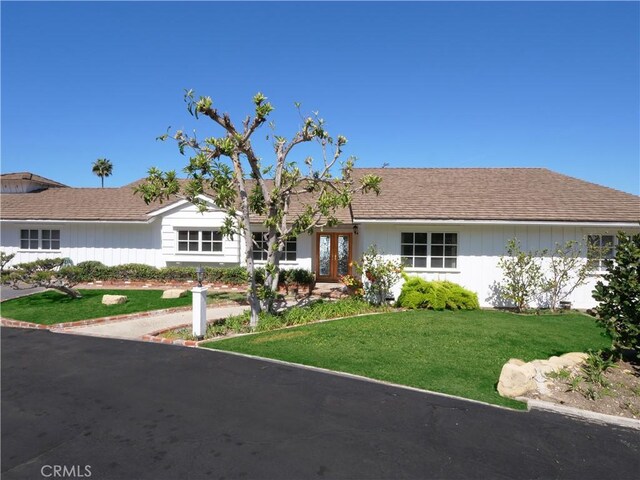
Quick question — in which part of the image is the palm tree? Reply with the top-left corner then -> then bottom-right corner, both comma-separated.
92,158 -> 113,188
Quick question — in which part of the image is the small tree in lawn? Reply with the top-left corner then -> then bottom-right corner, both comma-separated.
92,158 -> 113,188
497,238 -> 545,312
135,91 -> 381,328
2,258 -> 82,298
542,240 -> 596,312
354,245 -> 403,305
592,232 -> 640,360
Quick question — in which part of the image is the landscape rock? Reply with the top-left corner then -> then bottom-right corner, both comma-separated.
559,352 -> 589,365
162,289 -> 188,299
498,352 -> 590,399
102,294 -> 128,305
497,360 -> 537,398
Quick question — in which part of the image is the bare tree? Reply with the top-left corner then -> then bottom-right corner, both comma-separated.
135,91 -> 381,327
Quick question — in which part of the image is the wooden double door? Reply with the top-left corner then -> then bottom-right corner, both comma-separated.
315,232 -> 353,282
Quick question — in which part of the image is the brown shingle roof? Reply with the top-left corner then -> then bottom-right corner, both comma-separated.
1,172 -> 68,188
0,186 -> 173,221
351,168 -> 640,223
1,168 -> 637,224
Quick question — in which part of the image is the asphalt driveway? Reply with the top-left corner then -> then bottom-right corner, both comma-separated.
2,328 -> 639,480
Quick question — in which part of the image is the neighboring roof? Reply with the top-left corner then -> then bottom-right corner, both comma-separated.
350,168 -> 640,224
0,172 -> 68,188
0,186 -> 176,221
1,168 -> 638,224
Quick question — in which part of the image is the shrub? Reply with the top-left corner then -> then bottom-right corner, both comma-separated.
110,263 -> 160,281
3,258 -> 83,298
592,232 -> 640,360
52,263 -> 249,285
497,238 -> 545,312
282,268 -> 315,286
397,277 -> 479,311
75,261 -> 110,281
158,266 -> 195,282
205,266 -> 248,284
355,245 -> 404,305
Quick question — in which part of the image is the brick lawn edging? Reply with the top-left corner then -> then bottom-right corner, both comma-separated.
0,318 -> 51,329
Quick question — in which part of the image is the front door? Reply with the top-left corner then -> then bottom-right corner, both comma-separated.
316,232 -> 352,282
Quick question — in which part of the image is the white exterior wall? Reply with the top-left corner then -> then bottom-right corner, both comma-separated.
358,223 -> 640,310
159,204 -> 240,266
157,203 -> 314,270
0,221 -> 164,267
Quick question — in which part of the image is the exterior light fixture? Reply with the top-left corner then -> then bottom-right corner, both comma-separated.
353,225 -> 359,235
195,266 -> 204,287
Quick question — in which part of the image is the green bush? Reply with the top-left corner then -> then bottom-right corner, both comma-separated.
74,261 -> 110,281
61,262 -> 249,285
397,277 -> 479,311
282,268 -> 315,286
111,263 -> 160,280
158,266 -> 195,282
592,232 -> 640,360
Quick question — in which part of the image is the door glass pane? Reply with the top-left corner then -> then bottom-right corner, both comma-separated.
337,235 -> 350,276
319,235 -> 331,276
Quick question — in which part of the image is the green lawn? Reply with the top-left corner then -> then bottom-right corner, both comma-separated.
0,289 -> 245,325
204,310 -> 611,409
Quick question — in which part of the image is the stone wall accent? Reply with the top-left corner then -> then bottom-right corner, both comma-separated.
498,352 -> 589,399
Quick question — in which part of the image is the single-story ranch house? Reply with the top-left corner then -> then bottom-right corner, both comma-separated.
1,168 -> 638,309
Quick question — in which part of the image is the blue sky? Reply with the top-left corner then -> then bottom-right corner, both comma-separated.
2,1 -> 639,194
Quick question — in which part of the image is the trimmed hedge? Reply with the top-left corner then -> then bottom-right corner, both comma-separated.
71,262 -> 248,285
70,262 -> 313,288
397,277 -> 479,310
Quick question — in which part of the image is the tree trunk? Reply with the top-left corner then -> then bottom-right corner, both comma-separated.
263,226 -> 281,313
54,286 -> 83,299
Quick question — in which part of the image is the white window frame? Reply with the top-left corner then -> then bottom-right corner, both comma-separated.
19,228 -> 61,251
252,232 -> 297,263
176,229 -> 223,254
587,234 -> 616,271
401,232 -> 459,271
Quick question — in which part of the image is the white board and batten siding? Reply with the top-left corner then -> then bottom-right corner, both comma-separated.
159,203 -> 240,266
1,221 -> 164,267
358,223 -> 640,310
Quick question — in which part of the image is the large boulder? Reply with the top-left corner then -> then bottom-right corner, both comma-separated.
497,359 -> 537,398
162,289 -> 188,299
102,294 -> 128,305
498,353 -> 590,399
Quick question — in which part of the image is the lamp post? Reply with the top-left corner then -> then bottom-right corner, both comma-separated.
192,266 -> 207,340
195,266 -> 204,287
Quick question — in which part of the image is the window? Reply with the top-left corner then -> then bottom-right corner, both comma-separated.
430,233 -> 458,269
401,232 -> 428,268
252,233 -> 297,261
177,230 -> 222,253
201,231 -> 223,252
588,234 -> 615,270
20,229 -> 60,250
401,232 -> 458,269
41,229 -> 60,250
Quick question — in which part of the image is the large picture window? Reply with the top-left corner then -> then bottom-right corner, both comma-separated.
20,229 -> 60,250
177,230 -> 222,253
252,233 -> 297,261
401,232 -> 458,269
587,234 -> 615,270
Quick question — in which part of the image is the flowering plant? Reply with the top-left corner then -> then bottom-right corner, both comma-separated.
354,245 -> 404,305
340,274 -> 364,298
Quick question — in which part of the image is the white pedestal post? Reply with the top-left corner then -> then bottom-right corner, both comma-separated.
192,286 -> 208,339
